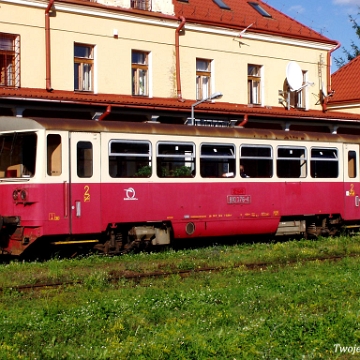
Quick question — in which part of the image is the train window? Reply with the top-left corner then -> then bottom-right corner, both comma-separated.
0,132 -> 36,178
276,146 -> 307,178
157,142 -> 195,178
200,144 -> 235,178
240,145 -> 273,178
348,150 -> 357,178
109,140 -> 151,178
77,141 -> 93,178
47,134 -> 62,176
310,148 -> 338,178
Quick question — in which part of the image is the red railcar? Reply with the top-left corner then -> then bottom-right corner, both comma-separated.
0,116 -> 359,256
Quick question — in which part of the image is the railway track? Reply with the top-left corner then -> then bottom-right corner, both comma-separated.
1,253 -> 357,294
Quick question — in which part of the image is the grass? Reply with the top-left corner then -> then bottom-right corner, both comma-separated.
1,236 -> 360,359
1,235 -> 360,288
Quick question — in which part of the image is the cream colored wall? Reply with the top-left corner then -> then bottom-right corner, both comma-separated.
178,29 -> 327,110
50,10 -> 176,97
0,0 -> 329,111
0,3 -> 45,88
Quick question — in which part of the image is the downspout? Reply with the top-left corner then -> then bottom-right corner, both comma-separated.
237,114 -> 248,127
175,16 -> 186,101
45,0 -> 55,92
323,41 -> 341,112
98,105 -> 112,121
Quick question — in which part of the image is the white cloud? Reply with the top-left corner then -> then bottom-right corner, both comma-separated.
333,0 -> 360,5
289,5 -> 305,14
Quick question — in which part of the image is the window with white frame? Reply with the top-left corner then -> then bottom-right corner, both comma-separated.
240,145 -> 273,178
109,140 -> 152,178
131,0 -> 151,10
290,70 -> 307,109
248,64 -> 262,105
0,33 -> 20,88
132,51 -> 149,96
74,44 -> 94,92
310,147 -> 338,178
200,143 -> 235,178
196,58 -> 211,100
157,142 -> 195,178
277,146 -> 307,178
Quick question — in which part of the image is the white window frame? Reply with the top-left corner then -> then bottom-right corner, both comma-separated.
196,58 -> 212,100
248,64 -> 263,105
74,43 -> 95,92
132,50 -> 151,97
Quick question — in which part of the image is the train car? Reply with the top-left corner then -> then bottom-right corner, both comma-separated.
0,116 -> 359,256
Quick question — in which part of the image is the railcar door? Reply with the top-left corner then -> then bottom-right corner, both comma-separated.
343,144 -> 360,221
69,132 -> 101,235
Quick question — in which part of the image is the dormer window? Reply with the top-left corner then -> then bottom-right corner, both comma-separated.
248,2 -> 272,18
212,0 -> 231,10
131,0 -> 151,11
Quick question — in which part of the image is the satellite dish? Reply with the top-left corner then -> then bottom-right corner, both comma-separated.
286,61 -> 303,91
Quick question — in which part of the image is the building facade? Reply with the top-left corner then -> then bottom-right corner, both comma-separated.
0,0 -> 359,132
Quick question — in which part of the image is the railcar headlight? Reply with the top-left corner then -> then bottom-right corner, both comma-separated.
20,190 -> 27,201
12,190 -> 19,201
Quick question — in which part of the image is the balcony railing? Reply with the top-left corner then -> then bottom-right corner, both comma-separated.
131,0 -> 151,11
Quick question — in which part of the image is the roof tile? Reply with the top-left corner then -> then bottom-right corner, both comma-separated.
330,55 -> 360,104
173,0 -> 336,44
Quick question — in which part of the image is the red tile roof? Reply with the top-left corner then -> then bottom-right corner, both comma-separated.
173,0 -> 337,45
1,87 -> 360,123
65,0 -> 338,45
329,55 -> 360,104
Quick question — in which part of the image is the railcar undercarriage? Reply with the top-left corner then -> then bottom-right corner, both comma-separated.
93,222 -> 172,255
275,214 -> 343,239
0,215 -> 356,257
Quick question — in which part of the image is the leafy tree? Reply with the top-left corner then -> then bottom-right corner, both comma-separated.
334,13 -> 360,68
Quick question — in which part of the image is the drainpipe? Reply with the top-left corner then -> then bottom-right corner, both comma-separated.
45,0 -> 55,92
98,105 -> 112,121
175,16 -> 186,101
323,41 -> 341,112
237,114 -> 248,127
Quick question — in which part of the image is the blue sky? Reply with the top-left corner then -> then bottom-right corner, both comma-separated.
265,0 -> 360,72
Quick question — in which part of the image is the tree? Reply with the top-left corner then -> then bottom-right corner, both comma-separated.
334,14 -> 360,68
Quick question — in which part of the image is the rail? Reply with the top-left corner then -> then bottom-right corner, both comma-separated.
1,253 -> 358,293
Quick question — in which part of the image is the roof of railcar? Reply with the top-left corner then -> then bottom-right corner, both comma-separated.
0,116 -> 359,144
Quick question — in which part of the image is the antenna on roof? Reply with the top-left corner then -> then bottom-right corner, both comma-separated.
238,23 -> 253,38
233,23 -> 252,47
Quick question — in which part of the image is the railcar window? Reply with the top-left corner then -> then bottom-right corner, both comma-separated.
77,141 -> 93,178
0,132 -> 36,178
240,145 -> 273,178
310,148 -> 338,178
157,142 -> 195,178
348,150 -> 357,178
277,146 -> 307,178
200,144 -> 235,178
47,134 -> 62,176
109,140 -> 151,178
